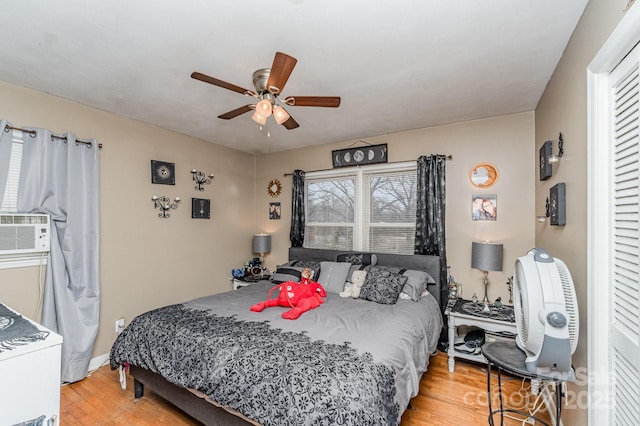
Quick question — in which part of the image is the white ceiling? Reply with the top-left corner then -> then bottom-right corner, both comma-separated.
0,1 -> 588,155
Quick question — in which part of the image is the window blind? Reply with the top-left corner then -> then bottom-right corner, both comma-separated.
0,130 -> 22,213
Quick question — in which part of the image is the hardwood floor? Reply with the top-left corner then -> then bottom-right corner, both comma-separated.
61,351 -> 551,425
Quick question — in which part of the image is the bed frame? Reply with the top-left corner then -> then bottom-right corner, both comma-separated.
129,248 -> 443,425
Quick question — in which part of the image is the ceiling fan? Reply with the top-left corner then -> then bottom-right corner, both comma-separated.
191,52 -> 341,130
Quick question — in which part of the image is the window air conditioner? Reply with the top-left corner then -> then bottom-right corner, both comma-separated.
0,214 -> 51,254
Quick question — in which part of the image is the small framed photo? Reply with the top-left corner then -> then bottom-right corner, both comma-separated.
192,198 -> 211,219
151,160 -> 175,185
539,141 -> 552,181
549,183 -> 566,226
472,194 -> 497,221
269,202 -> 281,220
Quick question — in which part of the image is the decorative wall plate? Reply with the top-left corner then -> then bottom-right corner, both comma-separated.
151,160 -> 175,185
332,143 -> 388,168
469,163 -> 498,188
267,179 -> 282,197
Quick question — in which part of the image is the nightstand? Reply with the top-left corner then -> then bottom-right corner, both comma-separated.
230,275 -> 270,290
445,298 -> 517,373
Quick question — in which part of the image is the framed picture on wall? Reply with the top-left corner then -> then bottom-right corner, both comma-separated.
269,202 -> 281,220
539,141 -> 552,181
472,194 -> 497,221
191,198 -> 211,219
151,160 -> 176,185
549,183 -> 566,226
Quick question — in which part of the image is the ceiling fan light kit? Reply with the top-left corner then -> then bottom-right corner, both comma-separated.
191,52 -> 340,131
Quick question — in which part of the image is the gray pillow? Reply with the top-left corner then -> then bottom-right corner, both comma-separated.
401,270 -> 436,301
317,261 -> 352,293
271,266 -> 304,284
287,260 -> 321,281
359,267 -> 408,305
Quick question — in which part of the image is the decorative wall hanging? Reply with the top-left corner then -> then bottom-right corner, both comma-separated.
191,169 -> 214,191
151,160 -> 176,185
332,143 -> 387,168
269,202 -> 281,220
469,164 -> 498,188
539,141 -> 553,181
191,198 -> 211,219
471,194 -> 497,221
549,183 -> 566,226
152,195 -> 180,218
267,179 -> 282,197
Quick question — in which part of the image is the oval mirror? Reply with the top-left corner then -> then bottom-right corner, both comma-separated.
469,164 -> 498,188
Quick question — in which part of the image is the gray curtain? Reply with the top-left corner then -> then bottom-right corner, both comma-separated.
415,154 -> 447,311
0,120 -> 14,202
17,127 -> 100,383
290,169 -> 305,247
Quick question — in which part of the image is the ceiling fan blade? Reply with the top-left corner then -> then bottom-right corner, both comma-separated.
284,96 -> 341,108
191,71 -> 253,95
266,52 -> 297,94
282,116 -> 300,130
218,104 -> 254,120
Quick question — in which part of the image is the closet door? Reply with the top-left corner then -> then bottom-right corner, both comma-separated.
609,43 -> 640,426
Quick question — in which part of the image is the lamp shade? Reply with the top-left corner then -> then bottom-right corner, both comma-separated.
471,241 -> 503,272
253,233 -> 271,255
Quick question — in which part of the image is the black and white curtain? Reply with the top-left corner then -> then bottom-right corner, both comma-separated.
414,154 -> 447,311
290,169 -> 305,247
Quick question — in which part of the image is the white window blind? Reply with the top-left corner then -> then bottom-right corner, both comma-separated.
1,130 -> 22,213
304,162 -> 416,254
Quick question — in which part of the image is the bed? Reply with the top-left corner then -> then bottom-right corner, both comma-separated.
109,247 -> 444,425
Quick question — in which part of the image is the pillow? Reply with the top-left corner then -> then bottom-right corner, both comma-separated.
335,252 -> 377,266
401,270 -> 436,301
286,260 -> 321,281
317,261 -> 352,294
271,266 -> 304,284
359,266 -> 408,305
364,265 -> 436,302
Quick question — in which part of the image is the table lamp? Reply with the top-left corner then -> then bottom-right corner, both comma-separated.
471,241 -> 503,306
253,233 -> 271,269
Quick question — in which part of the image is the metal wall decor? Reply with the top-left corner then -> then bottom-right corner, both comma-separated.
151,160 -> 175,185
191,169 -> 214,191
152,195 -> 180,218
332,143 -> 387,168
549,182 -> 566,226
192,198 -> 211,219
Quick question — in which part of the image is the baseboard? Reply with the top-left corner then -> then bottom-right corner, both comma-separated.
89,353 -> 110,373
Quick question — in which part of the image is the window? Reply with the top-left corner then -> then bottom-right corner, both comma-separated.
304,162 -> 417,254
1,130 -> 22,213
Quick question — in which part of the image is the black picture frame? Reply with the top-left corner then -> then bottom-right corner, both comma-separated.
332,143 -> 388,168
151,160 -> 176,185
539,141 -> 552,181
549,182 -> 566,226
191,198 -> 211,219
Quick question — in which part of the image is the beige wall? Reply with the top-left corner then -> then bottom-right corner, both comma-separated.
534,0 -> 628,423
256,112 -> 536,303
0,80 -> 257,357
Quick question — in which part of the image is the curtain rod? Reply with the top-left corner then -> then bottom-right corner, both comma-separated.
283,155 -> 452,177
6,125 -> 103,149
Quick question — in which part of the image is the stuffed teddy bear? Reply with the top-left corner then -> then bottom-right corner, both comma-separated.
339,270 -> 367,298
251,268 -> 326,320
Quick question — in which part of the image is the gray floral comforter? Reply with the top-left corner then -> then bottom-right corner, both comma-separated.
109,282 -> 442,425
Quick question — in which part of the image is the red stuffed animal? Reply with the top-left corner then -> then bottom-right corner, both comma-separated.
250,268 -> 326,319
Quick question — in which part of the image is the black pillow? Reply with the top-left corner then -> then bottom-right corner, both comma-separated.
359,266 -> 407,305
336,252 -> 377,266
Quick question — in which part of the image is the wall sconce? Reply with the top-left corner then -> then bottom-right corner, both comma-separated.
537,197 -> 551,222
548,132 -> 564,164
152,195 -> 180,218
191,169 -> 214,191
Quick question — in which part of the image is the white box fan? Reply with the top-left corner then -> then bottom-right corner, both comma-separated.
513,248 -> 579,381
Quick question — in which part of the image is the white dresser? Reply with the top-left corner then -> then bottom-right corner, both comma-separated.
0,303 -> 62,426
